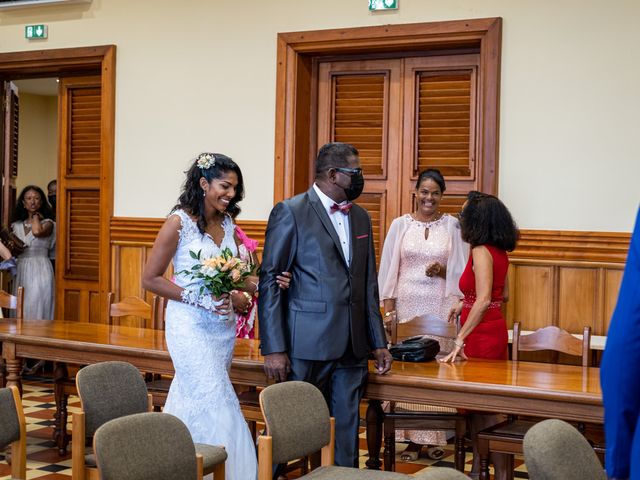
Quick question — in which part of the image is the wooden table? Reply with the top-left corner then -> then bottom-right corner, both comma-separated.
0,319 -> 603,468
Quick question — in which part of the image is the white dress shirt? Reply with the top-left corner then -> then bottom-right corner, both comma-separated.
313,183 -> 351,264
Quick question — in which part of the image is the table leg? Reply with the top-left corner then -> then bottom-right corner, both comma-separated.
365,399 -> 383,470
3,342 -> 22,394
53,362 -> 70,455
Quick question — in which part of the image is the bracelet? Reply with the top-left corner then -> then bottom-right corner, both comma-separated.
384,310 -> 396,318
180,288 -> 218,312
241,291 -> 252,302
454,338 -> 465,349
248,279 -> 259,291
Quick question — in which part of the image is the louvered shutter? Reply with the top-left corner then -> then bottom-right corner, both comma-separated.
57,76 -> 103,321
416,72 -> 473,177
333,75 -> 385,176
317,60 -> 402,263
402,55 -> 480,215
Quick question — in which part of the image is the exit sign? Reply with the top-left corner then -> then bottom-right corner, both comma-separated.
25,24 -> 48,39
369,0 -> 398,11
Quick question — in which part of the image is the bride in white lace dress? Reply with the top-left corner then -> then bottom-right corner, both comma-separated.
143,153 -> 260,480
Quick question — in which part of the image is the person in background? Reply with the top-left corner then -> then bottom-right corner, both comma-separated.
601,207 -> 640,480
232,225 -> 290,339
259,142 -> 392,469
377,168 -> 468,461
439,191 -> 519,480
11,185 -> 56,374
47,180 -> 57,220
441,191 -> 518,362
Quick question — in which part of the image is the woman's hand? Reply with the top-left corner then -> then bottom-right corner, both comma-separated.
213,293 -> 231,315
276,271 -> 292,289
424,262 -> 442,277
231,290 -> 252,314
439,343 -> 468,363
447,300 -> 462,323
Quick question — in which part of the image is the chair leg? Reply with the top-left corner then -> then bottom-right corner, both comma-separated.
454,417 -> 466,472
478,436 -> 490,480
382,417 -> 395,471
247,419 -> 257,441
212,462 -> 225,479
53,363 -> 70,454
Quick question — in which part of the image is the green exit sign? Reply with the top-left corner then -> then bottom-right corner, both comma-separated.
369,0 -> 398,11
25,24 -> 48,39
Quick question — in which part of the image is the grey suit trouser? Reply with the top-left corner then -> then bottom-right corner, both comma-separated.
288,352 -> 369,468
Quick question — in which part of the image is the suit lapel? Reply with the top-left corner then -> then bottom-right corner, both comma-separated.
307,188 -> 349,267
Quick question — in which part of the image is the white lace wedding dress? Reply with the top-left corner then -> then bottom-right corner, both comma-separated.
163,209 -> 257,480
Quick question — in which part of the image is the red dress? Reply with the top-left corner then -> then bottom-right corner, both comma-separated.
459,244 -> 509,359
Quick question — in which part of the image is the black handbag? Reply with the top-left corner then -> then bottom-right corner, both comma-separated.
389,335 -> 440,362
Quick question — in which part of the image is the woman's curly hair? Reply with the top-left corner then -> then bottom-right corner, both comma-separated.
12,185 -> 54,223
459,191 -> 519,251
172,153 -> 244,234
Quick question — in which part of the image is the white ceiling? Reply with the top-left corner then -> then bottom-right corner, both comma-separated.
13,78 -> 58,97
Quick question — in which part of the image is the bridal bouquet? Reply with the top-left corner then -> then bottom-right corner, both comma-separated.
178,247 -> 252,298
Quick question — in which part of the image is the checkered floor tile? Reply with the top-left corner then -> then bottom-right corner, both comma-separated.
2,375 -> 528,479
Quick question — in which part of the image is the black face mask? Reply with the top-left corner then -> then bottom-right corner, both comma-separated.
48,195 -> 56,209
344,172 -> 365,201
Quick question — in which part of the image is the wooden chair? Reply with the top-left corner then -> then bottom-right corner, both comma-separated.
523,419 -> 606,480
0,386 -> 26,480
0,286 -> 24,319
71,361 -> 225,480
93,412 -> 204,480
258,381 -> 412,479
0,287 -> 24,387
106,292 -> 162,329
383,313 -> 467,472
476,322 -> 592,480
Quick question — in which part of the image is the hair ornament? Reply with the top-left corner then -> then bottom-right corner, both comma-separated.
196,153 -> 216,170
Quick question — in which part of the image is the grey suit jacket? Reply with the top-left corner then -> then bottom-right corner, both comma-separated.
258,187 -> 387,361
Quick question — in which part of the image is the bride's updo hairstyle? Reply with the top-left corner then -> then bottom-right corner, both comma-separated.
173,152 -> 245,234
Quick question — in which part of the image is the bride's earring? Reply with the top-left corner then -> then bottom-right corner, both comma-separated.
203,190 -> 206,197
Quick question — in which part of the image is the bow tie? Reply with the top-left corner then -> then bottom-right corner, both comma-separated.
330,202 -> 353,214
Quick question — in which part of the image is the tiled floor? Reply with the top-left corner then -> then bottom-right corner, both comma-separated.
1,376 -> 528,479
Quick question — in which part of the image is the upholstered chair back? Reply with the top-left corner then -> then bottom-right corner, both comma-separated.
259,381 -> 331,464
523,419 -> 606,480
94,412 -> 198,480
0,387 -> 20,447
76,361 -> 149,436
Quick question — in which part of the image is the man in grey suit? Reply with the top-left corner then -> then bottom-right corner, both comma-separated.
258,142 -> 392,468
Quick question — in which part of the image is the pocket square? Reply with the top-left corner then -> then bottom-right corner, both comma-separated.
356,234 -> 369,239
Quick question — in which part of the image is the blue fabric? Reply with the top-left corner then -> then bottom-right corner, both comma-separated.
601,207 -> 640,479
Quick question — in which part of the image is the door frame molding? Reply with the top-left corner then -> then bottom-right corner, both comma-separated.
274,17 -> 502,202
0,45 -> 116,317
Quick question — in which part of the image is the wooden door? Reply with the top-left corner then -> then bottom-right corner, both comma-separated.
317,59 -> 402,260
1,81 -> 19,227
316,54 -> 482,258
401,55 -> 480,215
56,76 -> 102,322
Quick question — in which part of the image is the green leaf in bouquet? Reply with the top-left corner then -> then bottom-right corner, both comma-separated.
190,249 -> 200,260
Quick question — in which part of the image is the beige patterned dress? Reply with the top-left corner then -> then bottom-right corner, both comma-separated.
380,214 -> 466,446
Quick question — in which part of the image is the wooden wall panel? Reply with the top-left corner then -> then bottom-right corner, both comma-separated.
110,217 -> 630,336
603,269 -> 624,332
557,268 -> 598,334
505,265 -> 554,330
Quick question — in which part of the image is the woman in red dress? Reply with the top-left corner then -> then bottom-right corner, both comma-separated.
439,191 -> 519,480
440,191 -> 518,362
